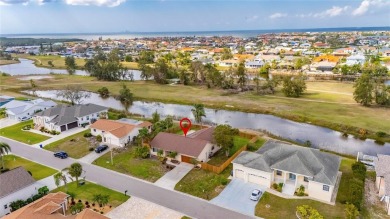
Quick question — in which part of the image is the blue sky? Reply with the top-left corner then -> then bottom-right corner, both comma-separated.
0,0 -> 389,34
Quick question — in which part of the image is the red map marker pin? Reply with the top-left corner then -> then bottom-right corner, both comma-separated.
180,118 -> 192,137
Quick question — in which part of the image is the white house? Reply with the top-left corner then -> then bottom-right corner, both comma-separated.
90,118 -> 152,147
245,61 -> 264,69
345,54 -> 366,66
232,140 -> 341,203
150,127 -> 219,163
0,99 -> 57,121
375,154 -> 390,215
33,104 -> 108,133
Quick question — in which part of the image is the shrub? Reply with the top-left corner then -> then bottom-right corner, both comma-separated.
134,146 -> 150,159
376,131 -> 387,137
97,87 -> 110,98
118,113 -> 127,119
272,183 -> 278,190
345,202 -> 359,219
84,132 -> 92,137
352,162 -> 366,181
220,178 -> 228,186
50,130 -> 57,135
168,151 -> 178,159
40,127 -> 45,132
296,185 -> 306,196
89,147 -> 94,151
96,135 -> 102,142
296,205 -> 323,219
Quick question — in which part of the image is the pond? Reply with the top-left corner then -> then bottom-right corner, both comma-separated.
26,90 -> 390,156
0,58 -> 144,80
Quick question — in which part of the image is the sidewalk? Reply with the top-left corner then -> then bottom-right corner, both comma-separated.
32,127 -> 88,148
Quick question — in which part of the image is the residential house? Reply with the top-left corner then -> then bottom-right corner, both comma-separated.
0,96 -> 14,107
3,192 -> 108,219
345,54 -> 366,66
219,59 -> 239,67
90,118 -> 152,147
310,61 -> 337,72
374,154 -> 390,215
33,104 -> 108,133
150,127 -> 219,163
232,141 -> 341,202
245,61 -> 264,69
0,99 -> 57,121
0,167 -> 36,216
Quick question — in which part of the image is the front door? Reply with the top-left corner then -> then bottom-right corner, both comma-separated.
289,173 -> 296,180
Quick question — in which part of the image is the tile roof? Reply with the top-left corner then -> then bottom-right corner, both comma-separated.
233,140 -> 341,185
90,119 -> 151,138
375,154 -> 390,196
0,166 -> 36,198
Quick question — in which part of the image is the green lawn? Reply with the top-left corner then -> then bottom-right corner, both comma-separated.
247,138 -> 267,152
208,136 -> 250,166
175,165 -> 232,200
51,181 -> 129,207
0,120 -> 50,144
93,147 -> 166,182
44,130 -> 93,159
336,158 -> 354,203
3,155 -> 57,180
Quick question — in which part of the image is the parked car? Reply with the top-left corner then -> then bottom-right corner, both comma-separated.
95,145 -> 109,153
54,151 -> 68,159
250,189 -> 262,201
19,116 -> 30,121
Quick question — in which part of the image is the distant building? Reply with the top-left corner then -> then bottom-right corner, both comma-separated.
345,54 -> 366,66
0,99 -> 57,121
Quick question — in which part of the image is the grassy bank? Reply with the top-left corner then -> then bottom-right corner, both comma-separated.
3,155 -> 57,180
0,59 -> 20,66
1,74 -> 389,142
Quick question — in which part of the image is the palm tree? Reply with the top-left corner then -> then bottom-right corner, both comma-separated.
53,171 -> 68,192
63,163 -> 83,187
98,195 -> 110,209
137,127 -> 149,146
191,104 -> 206,125
0,142 -> 11,169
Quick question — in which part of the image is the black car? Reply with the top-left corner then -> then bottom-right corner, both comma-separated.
95,145 -> 109,153
54,151 -> 68,159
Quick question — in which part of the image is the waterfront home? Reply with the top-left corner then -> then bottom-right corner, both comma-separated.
219,59 -> 239,67
374,154 -> 390,215
345,54 -> 366,66
33,104 -> 108,133
245,61 -> 264,69
0,99 -> 57,121
232,140 -> 341,203
90,119 -> 152,147
0,95 -> 14,107
150,127 -> 219,163
310,61 -> 337,72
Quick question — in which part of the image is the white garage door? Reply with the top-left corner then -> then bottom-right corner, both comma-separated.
235,169 -> 245,180
248,173 -> 269,186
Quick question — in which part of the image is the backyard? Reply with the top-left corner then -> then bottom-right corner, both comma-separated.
174,165 -> 232,200
93,147 -> 167,182
3,155 -> 57,180
0,120 -> 50,144
207,136 -> 251,166
51,181 -> 129,210
44,130 -> 95,159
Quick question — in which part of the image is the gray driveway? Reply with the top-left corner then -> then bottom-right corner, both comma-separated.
211,178 -> 265,216
0,118 -> 19,129
78,147 -> 111,164
1,136 -> 255,219
154,162 -> 193,190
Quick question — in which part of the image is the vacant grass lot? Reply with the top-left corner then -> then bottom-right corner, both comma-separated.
175,165 -> 232,200
121,61 -> 140,70
208,136 -> 250,166
44,130 -> 93,158
51,181 -> 129,207
3,155 -> 57,180
93,147 -> 166,182
16,54 -> 86,70
0,120 -> 50,144
2,74 -> 390,138
255,158 -> 354,219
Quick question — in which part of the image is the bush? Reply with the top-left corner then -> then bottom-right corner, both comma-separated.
89,147 -> 94,151
220,178 -> 228,186
168,151 -> 178,159
296,185 -> 306,196
272,183 -> 278,190
96,135 -> 102,142
134,146 -> 150,159
118,113 -> 127,119
97,87 -> 110,98
352,162 -> 366,181
50,130 -> 57,135
40,127 -> 45,132
376,131 -> 387,137
296,205 -> 323,219
84,132 -> 92,137
345,202 -> 359,219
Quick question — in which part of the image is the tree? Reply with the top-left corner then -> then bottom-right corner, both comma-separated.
190,61 -> 206,84
70,202 -> 84,215
134,146 -> 150,158
344,203 -> 359,219
152,110 -> 160,123
0,142 -> 11,169
253,77 -> 260,94
353,73 -> 374,106
118,84 -> 133,110
56,85 -> 91,105
125,55 -> 133,62
38,186 -> 49,195
281,74 -> 306,97
65,56 -> 77,75
221,48 -> 233,60
97,87 -> 110,98
139,63 -> 153,81
236,62 -> 247,90
213,125 -> 239,156
64,163 -> 83,187
191,104 -> 206,124
137,127 -> 149,145
53,171 -> 68,192
92,194 -> 110,210
30,79 -> 37,88
85,49 -> 128,81
138,51 -> 155,64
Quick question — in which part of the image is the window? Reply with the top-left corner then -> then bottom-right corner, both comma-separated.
87,116 -> 90,120
323,185 -> 329,191
4,205 -> 7,209
152,147 -> 157,152
93,129 -> 96,132
276,170 -> 282,176
304,177 -> 309,182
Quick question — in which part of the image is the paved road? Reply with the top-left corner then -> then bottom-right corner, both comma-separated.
0,137 -> 255,219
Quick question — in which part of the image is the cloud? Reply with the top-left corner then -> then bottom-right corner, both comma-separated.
352,0 -> 390,16
64,0 -> 126,7
313,6 -> 349,18
269,13 -> 287,19
0,0 -> 29,5
246,15 -> 259,22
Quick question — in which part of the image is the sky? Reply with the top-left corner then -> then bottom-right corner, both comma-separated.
0,0 -> 389,34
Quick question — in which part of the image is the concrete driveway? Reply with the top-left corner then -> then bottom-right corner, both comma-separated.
211,178 -> 265,216
154,162 -> 193,190
0,118 -> 19,129
78,147 -> 111,164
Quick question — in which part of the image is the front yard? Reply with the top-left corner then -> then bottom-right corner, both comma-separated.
3,155 -> 57,180
51,181 -> 129,210
174,165 -> 232,200
207,136 -> 251,166
93,147 -> 167,182
0,120 -> 50,144
44,130 -> 96,159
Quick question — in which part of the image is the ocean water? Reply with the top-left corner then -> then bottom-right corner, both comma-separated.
1,26 -> 389,40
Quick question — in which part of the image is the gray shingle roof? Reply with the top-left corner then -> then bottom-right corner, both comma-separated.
233,140 -> 341,185
375,154 -> 390,196
35,104 -> 107,126
0,167 -> 36,198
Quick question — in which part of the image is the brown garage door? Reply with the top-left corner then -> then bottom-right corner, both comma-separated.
181,155 -> 192,163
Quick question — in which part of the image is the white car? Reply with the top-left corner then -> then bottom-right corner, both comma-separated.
19,116 -> 30,121
250,189 -> 262,201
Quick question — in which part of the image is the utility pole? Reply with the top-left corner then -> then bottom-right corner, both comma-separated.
111,148 -> 113,165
